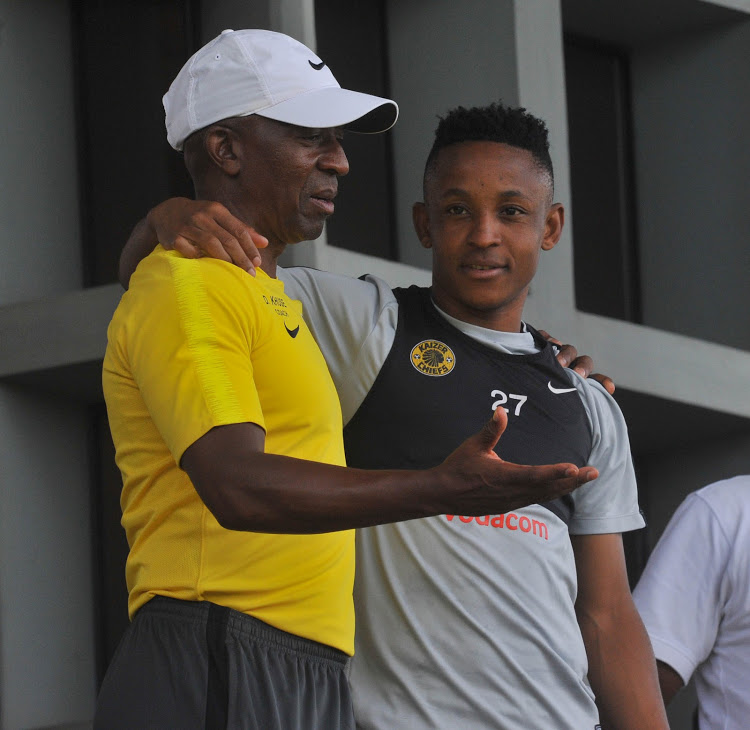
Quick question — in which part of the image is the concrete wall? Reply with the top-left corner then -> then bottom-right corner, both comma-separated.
0,0 -> 82,305
0,387 -> 96,729
0,3 -> 96,728
385,0 -> 518,268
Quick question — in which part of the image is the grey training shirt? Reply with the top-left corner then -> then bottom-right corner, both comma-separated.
279,266 -> 644,730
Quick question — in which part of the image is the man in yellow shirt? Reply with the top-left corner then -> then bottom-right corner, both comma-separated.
97,29 -> 596,730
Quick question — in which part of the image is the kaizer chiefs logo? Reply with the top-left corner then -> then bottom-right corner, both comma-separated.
410,340 -> 456,377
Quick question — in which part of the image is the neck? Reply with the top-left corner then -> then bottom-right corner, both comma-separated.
430,289 -> 527,334
433,299 -> 525,334
258,242 -> 286,278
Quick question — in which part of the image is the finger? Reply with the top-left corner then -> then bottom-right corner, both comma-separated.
476,407 -> 508,453
504,461 -> 581,483
504,460 -> 599,485
172,237 -> 201,259
537,329 -> 562,347
183,226 -> 234,263
227,226 -> 270,274
249,228 -> 268,248
591,373 -> 616,395
178,205 -> 243,263
570,355 -> 594,378
555,343 -> 579,368
553,466 -> 599,494
578,466 -> 599,482
240,226 -> 269,266
210,212 -> 268,274
460,463 -> 599,516
526,464 -> 599,498
215,229 -> 258,273
528,467 -> 599,506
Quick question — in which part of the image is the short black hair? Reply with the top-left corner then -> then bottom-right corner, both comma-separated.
424,102 -> 554,195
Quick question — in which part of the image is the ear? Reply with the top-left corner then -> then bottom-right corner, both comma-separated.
541,203 -> 564,251
412,202 -> 432,249
204,125 -> 242,176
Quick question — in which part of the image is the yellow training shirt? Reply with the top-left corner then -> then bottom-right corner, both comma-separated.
102,247 -> 354,654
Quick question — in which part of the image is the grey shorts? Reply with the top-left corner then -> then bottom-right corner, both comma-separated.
94,596 -> 354,730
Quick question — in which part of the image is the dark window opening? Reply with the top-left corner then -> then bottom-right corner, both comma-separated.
564,36 -> 642,322
73,0 -> 201,287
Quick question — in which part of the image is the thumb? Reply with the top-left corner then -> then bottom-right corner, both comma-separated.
477,407 -> 508,453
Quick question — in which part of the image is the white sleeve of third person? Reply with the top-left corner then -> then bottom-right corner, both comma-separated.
632,493 -> 729,684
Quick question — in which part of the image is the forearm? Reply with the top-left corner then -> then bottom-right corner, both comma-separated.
578,600 -> 668,730
120,216 -> 159,288
197,450 -> 442,533
183,420 -> 592,534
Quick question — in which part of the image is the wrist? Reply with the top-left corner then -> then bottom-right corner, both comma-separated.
146,197 -> 190,240
421,464 -> 460,516
144,207 -> 160,239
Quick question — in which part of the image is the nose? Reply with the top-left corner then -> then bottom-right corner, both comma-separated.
469,212 -> 500,248
319,134 -> 350,177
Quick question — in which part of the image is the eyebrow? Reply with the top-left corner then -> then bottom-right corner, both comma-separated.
438,187 -> 533,202
498,189 -> 530,201
438,187 -> 468,199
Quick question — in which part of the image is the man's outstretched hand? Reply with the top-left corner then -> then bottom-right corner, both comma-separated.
432,407 -> 598,517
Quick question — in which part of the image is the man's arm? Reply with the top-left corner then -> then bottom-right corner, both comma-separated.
572,533 -> 669,730
656,660 -> 684,706
182,410 -> 597,534
119,217 -> 157,288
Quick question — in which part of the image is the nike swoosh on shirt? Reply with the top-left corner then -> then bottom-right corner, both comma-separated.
285,322 -> 300,338
309,60 -> 325,70
547,382 -> 578,394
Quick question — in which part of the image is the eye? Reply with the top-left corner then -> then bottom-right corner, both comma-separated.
446,204 -> 468,215
501,205 -> 525,216
297,127 -> 324,142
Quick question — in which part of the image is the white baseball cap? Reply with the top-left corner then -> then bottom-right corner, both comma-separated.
163,29 -> 399,151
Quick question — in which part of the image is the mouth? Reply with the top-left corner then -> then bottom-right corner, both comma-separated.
310,189 -> 337,216
461,262 -> 509,277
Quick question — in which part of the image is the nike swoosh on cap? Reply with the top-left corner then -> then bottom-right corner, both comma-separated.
548,381 -> 578,394
308,60 -> 325,70
285,322 -> 300,338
